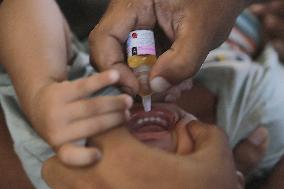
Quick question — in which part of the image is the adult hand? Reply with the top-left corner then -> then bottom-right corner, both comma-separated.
251,0 -> 284,61
89,0 -> 249,96
43,121 -> 239,189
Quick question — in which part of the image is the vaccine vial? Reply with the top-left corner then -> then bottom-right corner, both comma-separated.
127,30 -> 157,112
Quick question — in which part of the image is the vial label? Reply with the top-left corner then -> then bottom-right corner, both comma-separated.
127,30 -> 156,57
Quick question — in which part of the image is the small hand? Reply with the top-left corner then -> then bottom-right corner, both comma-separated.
31,70 -> 133,166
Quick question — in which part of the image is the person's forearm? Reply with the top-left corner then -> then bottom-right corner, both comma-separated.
0,0 -> 70,116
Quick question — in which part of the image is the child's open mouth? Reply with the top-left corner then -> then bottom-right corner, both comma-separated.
126,105 -> 177,151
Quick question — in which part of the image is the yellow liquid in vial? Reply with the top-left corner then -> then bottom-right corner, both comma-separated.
127,55 -> 157,96
128,55 -> 157,69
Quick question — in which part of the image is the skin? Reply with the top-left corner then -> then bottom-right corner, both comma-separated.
89,0 -> 262,97
0,0 -> 132,166
43,120 -> 240,189
0,0 -> 277,187
0,0 -> 273,168
124,104 -> 196,154
251,0 -> 284,61
250,2 -> 284,188
42,102 -> 269,189
0,1 -> 240,187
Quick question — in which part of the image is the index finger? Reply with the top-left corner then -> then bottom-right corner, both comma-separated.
89,0 -> 156,94
65,70 -> 120,101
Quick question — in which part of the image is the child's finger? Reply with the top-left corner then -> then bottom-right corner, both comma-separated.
67,94 -> 133,121
58,143 -> 101,166
66,70 -> 120,101
54,111 -> 130,146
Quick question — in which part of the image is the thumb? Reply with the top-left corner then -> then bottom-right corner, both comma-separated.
187,121 -> 230,154
150,21 -> 210,93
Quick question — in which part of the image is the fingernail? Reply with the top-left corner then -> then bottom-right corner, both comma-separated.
248,128 -> 268,146
150,77 -> 172,93
165,94 -> 177,102
109,70 -> 120,81
124,95 -> 133,108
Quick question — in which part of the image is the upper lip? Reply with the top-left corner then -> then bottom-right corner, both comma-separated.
127,106 -> 176,132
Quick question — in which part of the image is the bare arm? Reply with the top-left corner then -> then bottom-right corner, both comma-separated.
0,0 -> 132,166
0,0 -> 70,117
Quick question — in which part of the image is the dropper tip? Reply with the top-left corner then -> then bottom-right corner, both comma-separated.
142,95 -> 152,112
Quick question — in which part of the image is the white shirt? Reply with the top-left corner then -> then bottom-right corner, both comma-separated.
198,46 -> 284,177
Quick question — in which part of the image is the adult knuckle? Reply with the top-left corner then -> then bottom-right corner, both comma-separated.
139,0 -> 154,10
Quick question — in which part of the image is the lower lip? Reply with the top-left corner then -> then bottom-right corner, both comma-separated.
132,130 -> 171,141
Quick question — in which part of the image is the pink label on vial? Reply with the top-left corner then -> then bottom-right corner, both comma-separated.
127,30 -> 156,57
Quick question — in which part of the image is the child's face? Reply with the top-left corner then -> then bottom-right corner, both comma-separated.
126,103 -> 194,155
